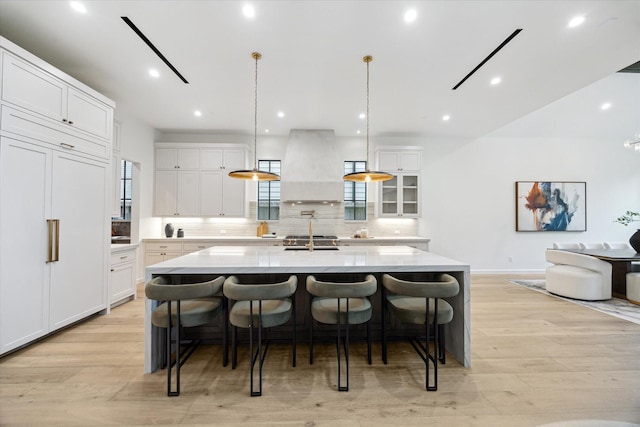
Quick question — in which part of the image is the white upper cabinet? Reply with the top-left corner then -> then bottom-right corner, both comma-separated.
1,51 -> 113,144
201,147 -> 245,170
377,150 -> 421,172
155,147 -> 200,170
153,144 -> 247,217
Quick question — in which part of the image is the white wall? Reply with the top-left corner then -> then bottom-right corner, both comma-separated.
422,135 -> 639,273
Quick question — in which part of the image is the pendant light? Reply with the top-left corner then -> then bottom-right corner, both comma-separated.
343,55 -> 393,183
228,52 -> 280,181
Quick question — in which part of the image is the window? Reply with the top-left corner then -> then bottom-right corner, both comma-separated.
257,160 -> 280,220
119,160 -> 132,220
344,161 -> 367,220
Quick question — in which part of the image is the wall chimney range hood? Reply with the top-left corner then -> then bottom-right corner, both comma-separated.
280,129 -> 343,204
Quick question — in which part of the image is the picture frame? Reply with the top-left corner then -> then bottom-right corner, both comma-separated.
515,181 -> 586,232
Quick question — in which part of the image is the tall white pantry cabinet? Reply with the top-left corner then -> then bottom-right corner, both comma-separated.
0,37 -> 115,355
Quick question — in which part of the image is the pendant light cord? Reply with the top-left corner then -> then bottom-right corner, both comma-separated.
253,52 -> 259,170
364,55 -> 372,171
366,58 -> 369,168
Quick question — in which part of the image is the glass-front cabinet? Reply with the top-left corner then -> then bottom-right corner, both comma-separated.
380,174 -> 419,217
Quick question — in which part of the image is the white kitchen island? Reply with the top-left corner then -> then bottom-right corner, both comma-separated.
144,245 -> 470,373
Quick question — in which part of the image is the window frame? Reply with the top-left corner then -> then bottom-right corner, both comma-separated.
257,159 -> 281,221
344,160 -> 367,221
119,159 -> 132,220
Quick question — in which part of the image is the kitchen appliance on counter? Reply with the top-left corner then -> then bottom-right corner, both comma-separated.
283,235 -> 339,250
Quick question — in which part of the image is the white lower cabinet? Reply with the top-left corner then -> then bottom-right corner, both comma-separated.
110,247 -> 137,306
0,136 -> 109,354
182,242 -> 214,254
144,242 -> 183,267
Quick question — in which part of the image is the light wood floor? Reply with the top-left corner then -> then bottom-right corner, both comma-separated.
1,275 -> 639,426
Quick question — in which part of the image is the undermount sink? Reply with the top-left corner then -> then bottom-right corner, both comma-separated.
283,246 -> 339,251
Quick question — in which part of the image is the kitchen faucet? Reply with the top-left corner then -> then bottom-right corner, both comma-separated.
301,210 -> 315,251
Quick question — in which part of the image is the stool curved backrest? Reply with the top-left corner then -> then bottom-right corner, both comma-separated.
224,275 -> 297,301
382,273 -> 459,299
306,274 -> 377,299
144,275 -> 226,396
145,275 -> 224,303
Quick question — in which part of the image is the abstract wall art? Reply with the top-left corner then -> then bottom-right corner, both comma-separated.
515,181 -> 586,232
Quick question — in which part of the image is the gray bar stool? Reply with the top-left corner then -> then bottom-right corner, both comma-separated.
145,275 -> 226,396
223,275 -> 298,396
306,274 -> 377,391
381,273 -> 459,391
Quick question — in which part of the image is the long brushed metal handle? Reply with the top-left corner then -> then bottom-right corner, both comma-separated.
46,219 -> 60,263
46,219 -> 54,263
53,219 -> 60,262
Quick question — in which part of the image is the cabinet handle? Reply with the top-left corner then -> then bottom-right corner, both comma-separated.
159,245 -> 168,248
120,255 -> 128,260
68,120 -> 74,125
60,142 -> 75,149
110,269 -> 115,272
62,118 -> 67,123
46,219 -> 60,263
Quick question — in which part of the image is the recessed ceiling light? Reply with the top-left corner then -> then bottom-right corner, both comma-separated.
277,111 -> 285,118
149,69 -> 160,78
194,110 -> 202,117
442,115 -> 451,121
601,102 -> 612,110
359,113 -> 366,119
357,130 -> 361,134
265,129 -> 270,133
404,9 -> 417,23
490,76 -> 502,85
568,16 -> 585,28
69,1 -> 87,13
242,5 -> 255,18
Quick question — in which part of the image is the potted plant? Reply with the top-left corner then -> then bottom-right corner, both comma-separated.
615,211 -> 640,252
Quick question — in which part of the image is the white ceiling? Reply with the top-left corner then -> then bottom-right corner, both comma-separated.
1,0 -> 639,139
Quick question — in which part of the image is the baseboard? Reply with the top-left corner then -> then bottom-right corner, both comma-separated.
471,269 -> 545,275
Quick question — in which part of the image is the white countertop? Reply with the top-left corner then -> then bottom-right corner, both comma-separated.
146,245 -> 463,275
110,243 -> 139,252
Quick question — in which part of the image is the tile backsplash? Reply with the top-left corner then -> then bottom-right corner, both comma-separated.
157,202 -> 418,238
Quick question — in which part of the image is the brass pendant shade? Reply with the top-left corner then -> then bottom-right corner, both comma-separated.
228,52 -> 280,182
228,168 -> 280,181
343,55 -> 393,183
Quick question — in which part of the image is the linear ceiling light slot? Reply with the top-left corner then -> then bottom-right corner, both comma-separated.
452,29 -> 522,90
121,16 -> 189,84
